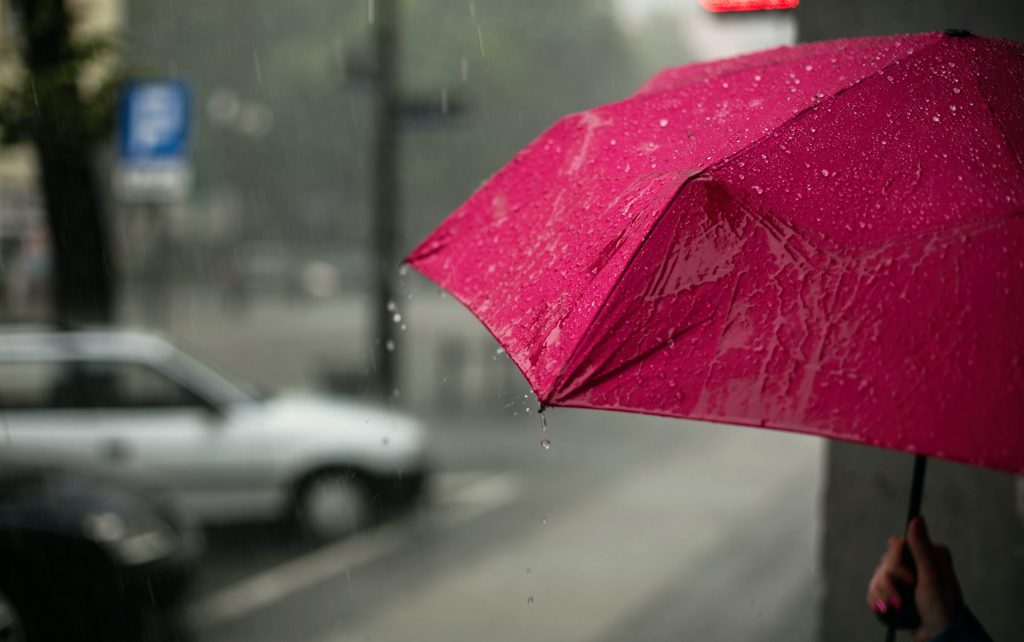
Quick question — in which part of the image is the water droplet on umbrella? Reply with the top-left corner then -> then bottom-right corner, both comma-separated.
659,118 -> 669,127
752,185 -> 763,194
821,169 -> 830,177
541,439 -> 551,450
932,115 -> 941,122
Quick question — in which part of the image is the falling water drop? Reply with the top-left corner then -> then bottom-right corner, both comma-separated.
385,340 -> 395,352
527,596 -> 535,605
541,439 -> 551,450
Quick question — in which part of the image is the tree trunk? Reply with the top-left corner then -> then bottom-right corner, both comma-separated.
14,0 -> 116,326
37,149 -> 115,325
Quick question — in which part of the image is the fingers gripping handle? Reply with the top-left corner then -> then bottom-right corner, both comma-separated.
877,546 -> 922,630
878,455 -> 928,636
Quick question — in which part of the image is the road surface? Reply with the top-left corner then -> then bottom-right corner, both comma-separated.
184,408 -> 824,642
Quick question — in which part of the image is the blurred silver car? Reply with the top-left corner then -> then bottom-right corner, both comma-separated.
0,330 -> 429,540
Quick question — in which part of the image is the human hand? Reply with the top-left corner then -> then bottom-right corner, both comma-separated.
866,516 -> 964,642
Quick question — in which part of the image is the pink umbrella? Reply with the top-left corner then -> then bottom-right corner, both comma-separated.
409,31 -> 1023,632
409,30 -> 1024,476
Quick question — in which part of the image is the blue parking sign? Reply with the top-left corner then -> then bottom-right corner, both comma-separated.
119,80 -> 189,161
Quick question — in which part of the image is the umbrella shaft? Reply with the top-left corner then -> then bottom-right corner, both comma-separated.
905,455 -> 928,525
885,454 -> 929,640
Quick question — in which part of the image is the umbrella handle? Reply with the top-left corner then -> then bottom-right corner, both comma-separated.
879,455 -> 929,639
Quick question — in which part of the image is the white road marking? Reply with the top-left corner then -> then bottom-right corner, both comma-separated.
187,471 -> 521,630
434,470 -> 524,524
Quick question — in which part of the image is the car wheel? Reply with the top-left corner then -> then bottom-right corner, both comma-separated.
294,470 -> 371,541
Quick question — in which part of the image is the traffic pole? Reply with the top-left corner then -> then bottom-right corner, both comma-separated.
371,0 -> 399,400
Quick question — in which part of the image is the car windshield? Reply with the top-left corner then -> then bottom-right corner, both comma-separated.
167,350 -> 261,404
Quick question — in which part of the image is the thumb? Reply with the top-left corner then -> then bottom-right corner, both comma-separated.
906,516 -> 936,577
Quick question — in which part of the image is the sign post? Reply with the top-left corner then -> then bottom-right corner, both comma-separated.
115,79 -> 191,324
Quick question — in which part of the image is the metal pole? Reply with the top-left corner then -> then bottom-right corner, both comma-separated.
371,0 -> 398,400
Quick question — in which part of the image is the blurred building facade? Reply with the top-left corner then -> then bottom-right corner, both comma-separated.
794,2 -> 1024,640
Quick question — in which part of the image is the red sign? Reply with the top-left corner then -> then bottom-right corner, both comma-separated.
699,0 -> 799,11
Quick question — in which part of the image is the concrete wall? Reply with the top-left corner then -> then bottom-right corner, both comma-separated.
793,2 -> 1024,640
796,0 -> 1024,41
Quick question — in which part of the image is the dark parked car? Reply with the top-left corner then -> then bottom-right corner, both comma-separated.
0,461 -> 202,641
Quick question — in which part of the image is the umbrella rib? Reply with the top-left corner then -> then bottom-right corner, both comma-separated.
550,313 -> 717,406
541,174 -> 706,404
696,38 -> 947,181
964,47 -> 1024,185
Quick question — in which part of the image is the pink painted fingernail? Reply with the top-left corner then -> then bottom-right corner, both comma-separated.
874,599 -> 888,613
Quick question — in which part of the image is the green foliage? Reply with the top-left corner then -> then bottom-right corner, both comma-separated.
0,4 -> 122,160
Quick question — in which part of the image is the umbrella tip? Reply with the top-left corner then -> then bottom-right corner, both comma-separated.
943,28 -> 972,37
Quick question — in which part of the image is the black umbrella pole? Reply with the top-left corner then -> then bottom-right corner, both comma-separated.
884,454 -> 929,641
905,455 -> 928,524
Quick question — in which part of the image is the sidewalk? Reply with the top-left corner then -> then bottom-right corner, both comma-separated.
316,423 -> 823,642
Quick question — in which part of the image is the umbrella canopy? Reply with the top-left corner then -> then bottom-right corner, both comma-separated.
408,32 -> 1024,475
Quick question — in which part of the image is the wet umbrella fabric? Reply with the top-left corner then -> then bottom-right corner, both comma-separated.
408,32 -> 1024,475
